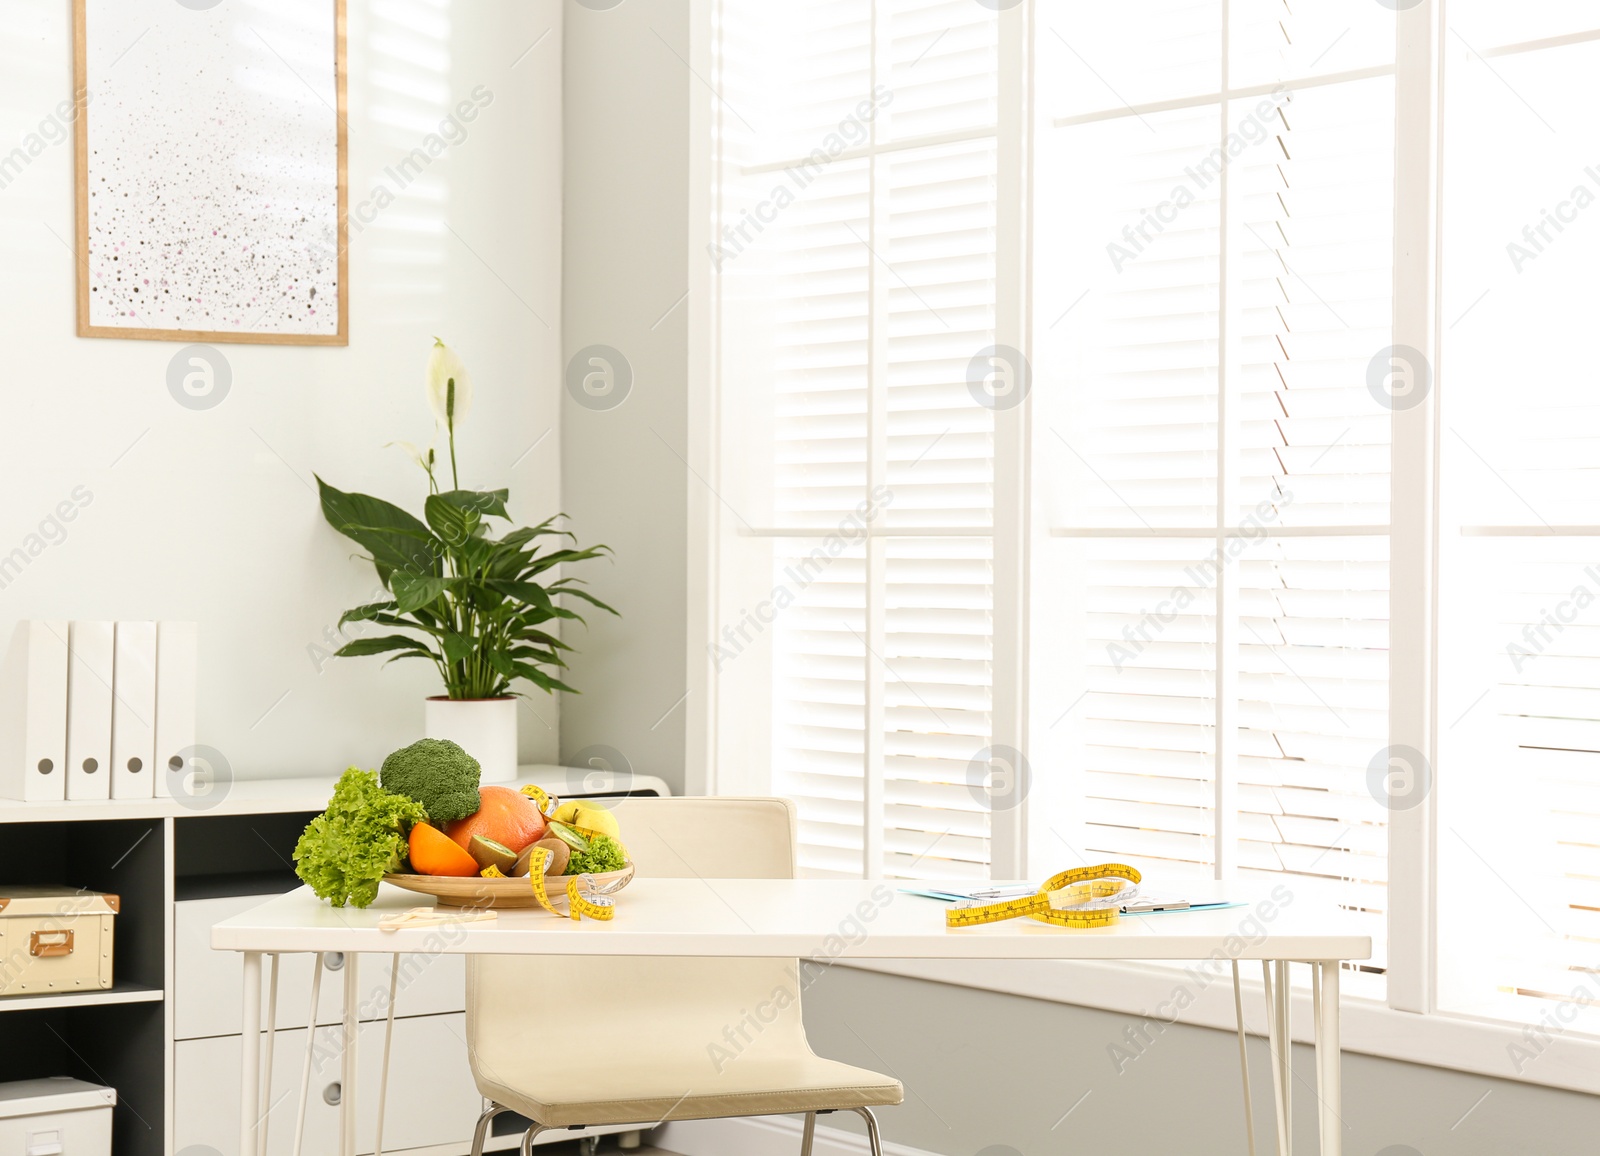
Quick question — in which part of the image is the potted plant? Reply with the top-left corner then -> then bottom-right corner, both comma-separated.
315,339 -> 616,780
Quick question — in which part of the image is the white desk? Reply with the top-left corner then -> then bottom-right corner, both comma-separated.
214,880 -> 1371,1155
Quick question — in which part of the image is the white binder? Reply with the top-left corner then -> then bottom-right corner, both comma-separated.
154,621 -> 198,799
111,621 -> 158,800
0,620 -> 69,802
65,621 -> 115,802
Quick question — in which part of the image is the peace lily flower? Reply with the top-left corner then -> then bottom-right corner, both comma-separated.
425,338 -> 473,488
384,439 -> 438,493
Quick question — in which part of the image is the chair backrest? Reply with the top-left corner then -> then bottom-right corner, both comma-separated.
464,797 -> 811,1098
604,795 -> 797,880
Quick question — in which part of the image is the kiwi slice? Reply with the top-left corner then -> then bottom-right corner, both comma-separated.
513,838 -> 570,877
468,835 -> 518,875
544,821 -> 591,852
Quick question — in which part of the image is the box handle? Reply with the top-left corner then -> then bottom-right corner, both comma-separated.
29,930 -> 74,958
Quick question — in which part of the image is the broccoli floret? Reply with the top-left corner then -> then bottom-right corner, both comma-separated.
379,738 -> 482,824
564,832 -> 627,875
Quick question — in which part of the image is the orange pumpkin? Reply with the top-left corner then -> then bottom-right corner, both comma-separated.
443,786 -> 548,854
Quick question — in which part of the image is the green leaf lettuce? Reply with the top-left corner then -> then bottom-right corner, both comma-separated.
294,767 -> 428,908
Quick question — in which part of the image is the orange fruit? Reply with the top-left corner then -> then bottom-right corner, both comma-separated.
408,822 -> 480,877
444,786 -> 548,855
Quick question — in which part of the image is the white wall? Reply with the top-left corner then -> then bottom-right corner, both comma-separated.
0,0 -> 565,779
558,0 -> 690,791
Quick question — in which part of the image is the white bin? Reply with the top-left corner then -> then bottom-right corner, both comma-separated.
0,1079 -> 114,1156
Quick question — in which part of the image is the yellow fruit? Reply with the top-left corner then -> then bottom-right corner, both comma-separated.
552,800 -> 620,840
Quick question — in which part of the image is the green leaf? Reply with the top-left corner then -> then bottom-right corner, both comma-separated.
551,585 -> 619,616
511,629 -> 572,652
511,662 -> 578,694
499,517 -> 572,551
424,493 -> 480,548
520,546 -> 611,578
317,476 -> 441,578
486,579 -> 560,616
508,641 -> 569,662
456,533 -> 495,576
391,573 -> 450,614
448,488 -> 510,520
335,634 -> 436,659
338,600 -> 398,628
427,490 -> 511,547
441,632 -> 476,665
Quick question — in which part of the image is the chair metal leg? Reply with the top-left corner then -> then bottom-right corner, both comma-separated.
518,1122 -> 550,1156
851,1107 -> 885,1156
469,1105 -> 507,1156
800,1112 -> 817,1156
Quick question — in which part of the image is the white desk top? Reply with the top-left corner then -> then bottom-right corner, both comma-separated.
212,879 -> 1371,962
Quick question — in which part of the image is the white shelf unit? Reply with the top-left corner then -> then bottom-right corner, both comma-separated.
0,766 -> 671,1156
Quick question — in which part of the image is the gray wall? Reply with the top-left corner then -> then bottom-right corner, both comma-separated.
557,4 -> 1600,1154
801,967 -> 1598,1156
559,0 -> 690,790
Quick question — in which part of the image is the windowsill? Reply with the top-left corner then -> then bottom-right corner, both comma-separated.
835,957 -> 1600,1096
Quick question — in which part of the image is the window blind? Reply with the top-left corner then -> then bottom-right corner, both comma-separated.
1038,6 -> 1394,992
1436,26 -> 1600,1034
714,0 -> 999,879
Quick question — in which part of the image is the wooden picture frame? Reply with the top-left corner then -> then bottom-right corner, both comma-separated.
72,0 -> 348,346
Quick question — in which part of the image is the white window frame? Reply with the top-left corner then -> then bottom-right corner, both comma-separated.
686,0 -> 1600,1094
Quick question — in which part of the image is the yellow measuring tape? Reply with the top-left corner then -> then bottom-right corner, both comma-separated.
945,864 -> 1142,929
513,787 -> 620,921
523,846 -> 616,922
519,784 -> 555,813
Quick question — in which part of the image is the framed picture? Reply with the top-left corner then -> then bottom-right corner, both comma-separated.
72,0 -> 348,346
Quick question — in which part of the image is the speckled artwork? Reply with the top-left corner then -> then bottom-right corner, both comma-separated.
76,0 -> 345,343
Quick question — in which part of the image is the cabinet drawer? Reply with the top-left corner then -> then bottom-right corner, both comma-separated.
177,897 -> 334,1038
176,897 -> 465,1039
175,1014 -> 484,1156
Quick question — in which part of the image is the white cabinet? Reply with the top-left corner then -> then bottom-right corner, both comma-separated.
176,897 -> 335,1038
175,1015 -> 484,1156
176,898 -> 466,1040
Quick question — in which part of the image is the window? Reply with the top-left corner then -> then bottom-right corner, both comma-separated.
1435,9 -> 1600,1039
701,0 -> 1600,1075
709,0 -> 1001,880
1034,4 -> 1397,997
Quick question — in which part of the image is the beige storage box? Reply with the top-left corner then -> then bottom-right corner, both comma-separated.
0,1079 -> 114,1156
0,888 -> 116,995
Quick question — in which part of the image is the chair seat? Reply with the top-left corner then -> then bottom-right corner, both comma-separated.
475,1051 -> 904,1129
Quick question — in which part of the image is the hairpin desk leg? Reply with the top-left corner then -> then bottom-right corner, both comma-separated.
239,953 -> 262,1156
341,954 -> 360,1156
1315,961 -> 1342,1156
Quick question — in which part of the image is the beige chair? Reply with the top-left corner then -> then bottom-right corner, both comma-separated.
464,796 -> 902,1156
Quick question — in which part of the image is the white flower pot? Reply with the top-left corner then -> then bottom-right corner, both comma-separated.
424,697 -> 518,783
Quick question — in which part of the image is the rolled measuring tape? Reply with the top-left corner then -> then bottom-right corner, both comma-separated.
524,847 -> 617,922
519,784 -> 557,814
945,863 -> 1142,929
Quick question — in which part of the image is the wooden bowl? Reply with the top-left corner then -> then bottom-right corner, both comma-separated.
383,862 -> 635,909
